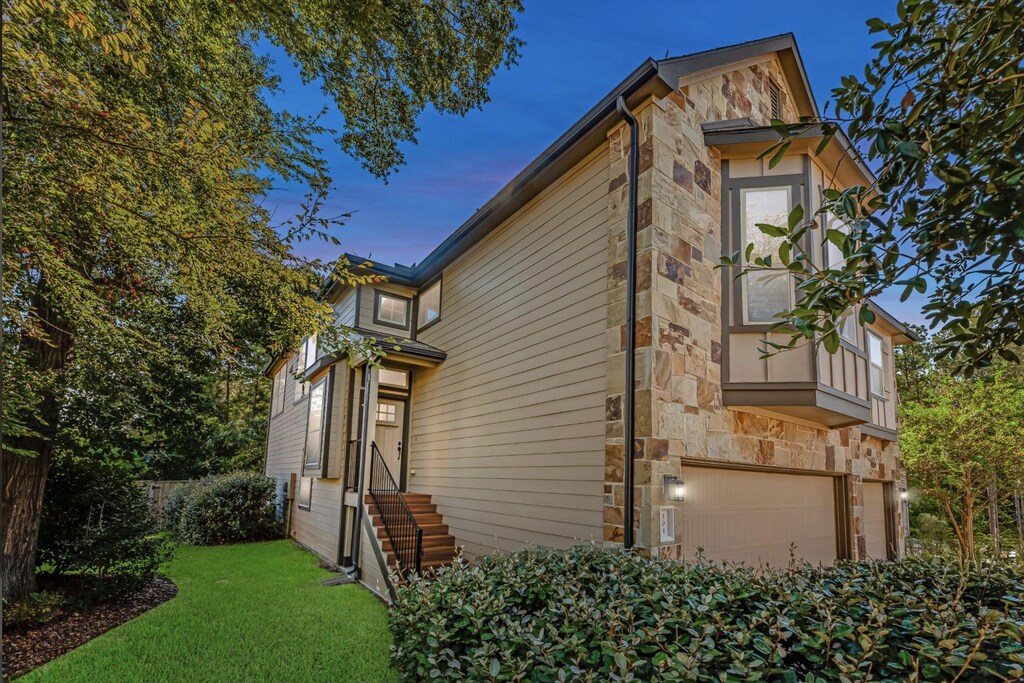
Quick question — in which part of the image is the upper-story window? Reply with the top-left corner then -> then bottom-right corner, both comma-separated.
741,187 -> 793,324
867,331 -> 885,396
303,379 -> 328,469
373,290 -> 410,328
838,309 -> 858,344
824,213 -> 851,271
272,366 -> 286,416
293,334 -> 316,402
303,334 -> 318,370
417,279 -> 442,330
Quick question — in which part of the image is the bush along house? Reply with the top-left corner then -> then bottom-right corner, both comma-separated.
263,34 -> 917,601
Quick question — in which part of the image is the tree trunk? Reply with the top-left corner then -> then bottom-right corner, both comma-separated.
2,440 -> 53,600
963,489 -> 976,567
3,286 -> 73,602
1015,486 -> 1023,551
987,480 -> 1001,559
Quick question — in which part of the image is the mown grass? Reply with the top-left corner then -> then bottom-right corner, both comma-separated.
20,540 -> 398,682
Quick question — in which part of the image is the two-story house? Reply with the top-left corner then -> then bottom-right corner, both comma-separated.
264,34 -> 916,601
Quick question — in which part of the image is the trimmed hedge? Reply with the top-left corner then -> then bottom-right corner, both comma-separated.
169,472 -> 279,545
390,545 -> 1024,681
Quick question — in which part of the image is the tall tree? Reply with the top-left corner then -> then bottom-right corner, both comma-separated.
723,0 -> 1024,371
899,367 -> 1024,564
2,0 -> 522,600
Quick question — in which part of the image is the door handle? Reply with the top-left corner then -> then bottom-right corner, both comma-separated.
397,440 -> 403,460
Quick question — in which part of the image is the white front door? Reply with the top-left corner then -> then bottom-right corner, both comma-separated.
375,398 -> 405,484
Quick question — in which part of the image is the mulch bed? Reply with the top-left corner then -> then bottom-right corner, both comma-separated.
2,578 -> 177,680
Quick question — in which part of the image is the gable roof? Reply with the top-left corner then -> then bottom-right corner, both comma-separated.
341,34 -> 814,289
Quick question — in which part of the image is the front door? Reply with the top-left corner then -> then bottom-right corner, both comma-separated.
375,398 -> 405,485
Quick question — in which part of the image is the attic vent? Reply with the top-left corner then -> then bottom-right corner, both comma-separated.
768,80 -> 782,120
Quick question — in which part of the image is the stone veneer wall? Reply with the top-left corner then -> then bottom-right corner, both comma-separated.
604,55 -> 904,560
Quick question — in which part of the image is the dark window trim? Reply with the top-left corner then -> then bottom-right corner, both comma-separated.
302,377 -> 329,471
416,275 -> 444,333
724,172 -> 808,330
372,289 -> 412,330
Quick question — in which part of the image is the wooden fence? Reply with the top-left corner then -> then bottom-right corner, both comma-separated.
138,479 -> 196,525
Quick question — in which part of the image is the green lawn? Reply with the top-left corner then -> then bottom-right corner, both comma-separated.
21,541 -> 398,682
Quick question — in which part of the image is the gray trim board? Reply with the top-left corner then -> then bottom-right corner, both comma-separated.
859,422 -> 898,442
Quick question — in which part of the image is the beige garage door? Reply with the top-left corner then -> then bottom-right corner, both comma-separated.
679,466 -> 838,567
863,482 -> 889,559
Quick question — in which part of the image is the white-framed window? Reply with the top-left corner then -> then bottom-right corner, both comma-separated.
741,187 -> 794,324
303,380 -> 327,469
867,331 -> 885,396
272,366 -> 286,416
374,291 -> 410,328
417,279 -> 442,329
376,402 -> 397,423
379,368 -> 408,389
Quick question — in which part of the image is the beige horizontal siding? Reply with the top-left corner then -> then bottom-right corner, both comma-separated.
411,145 -> 610,560
333,287 -> 358,328
265,364 -> 347,562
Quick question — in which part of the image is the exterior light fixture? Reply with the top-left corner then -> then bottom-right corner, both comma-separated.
664,475 -> 685,502
899,490 -> 909,502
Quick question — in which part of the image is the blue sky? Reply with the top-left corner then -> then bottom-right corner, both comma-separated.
261,0 -> 926,325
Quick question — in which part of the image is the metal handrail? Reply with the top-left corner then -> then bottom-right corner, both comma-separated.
368,442 -> 423,578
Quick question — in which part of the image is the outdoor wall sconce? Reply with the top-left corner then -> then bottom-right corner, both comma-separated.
899,490 -> 909,502
664,475 -> 685,502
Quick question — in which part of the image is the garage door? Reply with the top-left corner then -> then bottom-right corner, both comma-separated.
862,482 -> 889,559
679,466 -> 838,567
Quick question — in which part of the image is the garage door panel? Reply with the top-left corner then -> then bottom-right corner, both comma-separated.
863,482 -> 888,559
680,466 -> 838,567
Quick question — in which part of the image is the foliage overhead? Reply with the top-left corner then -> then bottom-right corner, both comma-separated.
1,0 -> 522,600
722,0 -> 1024,371
392,545 -> 1024,681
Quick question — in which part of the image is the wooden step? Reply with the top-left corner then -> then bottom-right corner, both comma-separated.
368,502 -> 437,515
376,522 -> 448,539
382,534 -> 455,552
371,512 -> 443,527
364,492 -> 432,505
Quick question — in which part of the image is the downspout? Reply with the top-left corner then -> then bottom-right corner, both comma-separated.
616,96 -> 638,551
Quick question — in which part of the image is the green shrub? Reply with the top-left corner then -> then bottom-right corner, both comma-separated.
172,472 -> 278,545
38,453 -> 173,598
391,545 -> 1024,682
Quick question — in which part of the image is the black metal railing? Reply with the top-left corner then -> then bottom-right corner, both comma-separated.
344,439 -> 361,490
368,442 -> 423,578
